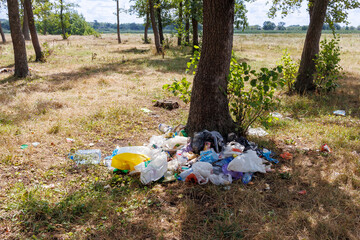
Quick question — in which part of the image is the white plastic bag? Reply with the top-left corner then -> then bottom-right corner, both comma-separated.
140,151 -> 168,184
222,142 -> 245,157
163,136 -> 188,149
192,162 -> 213,184
113,146 -> 152,157
227,150 -> 266,173
209,173 -> 232,185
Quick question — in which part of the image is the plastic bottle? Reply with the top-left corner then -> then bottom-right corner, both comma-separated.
158,124 -> 172,133
179,168 -> 193,181
242,172 -> 253,184
70,149 -> 101,164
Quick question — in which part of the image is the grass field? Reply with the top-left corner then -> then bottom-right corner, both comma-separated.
0,33 -> 360,240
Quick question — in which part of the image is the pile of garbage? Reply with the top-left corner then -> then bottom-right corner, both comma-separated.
70,124 -> 279,185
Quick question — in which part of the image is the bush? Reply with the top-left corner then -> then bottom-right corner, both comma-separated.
313,36 -> 342,92
280,49 -> 298,92
163,49 -> 285,135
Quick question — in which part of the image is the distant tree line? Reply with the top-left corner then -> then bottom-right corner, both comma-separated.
3,19 -> 359,33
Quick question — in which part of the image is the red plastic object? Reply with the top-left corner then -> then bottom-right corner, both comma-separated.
321,144 -> 332,153
185,173 -> 198,184
280,152 -> 293,160
298,190 -> 307,195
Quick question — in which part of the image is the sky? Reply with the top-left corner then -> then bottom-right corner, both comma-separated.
1,0 -> 360,27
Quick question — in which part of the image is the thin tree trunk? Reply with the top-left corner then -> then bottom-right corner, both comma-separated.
116,0 -> 121,43
0,21 -> 6,43
22,1 -> 30,40
191,5 -> 198,51
24,0 -> 43,61
185,13 -> 190,45
144,11 -> 150,44
7,0 -> 29,77
60,0 -> 66,39
295,0 -> 329,94
149,0 -> 162,54
186,0 -> 236,136
156,1 -> 164,45
177,1 -> 183,46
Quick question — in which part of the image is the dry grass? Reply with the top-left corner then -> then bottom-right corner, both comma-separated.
0,33 -> 359,240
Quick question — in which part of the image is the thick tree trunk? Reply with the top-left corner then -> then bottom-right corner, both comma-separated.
22,1 -> 30,40
295,0 -> 329,94
191,6 -> 198,51
24,0 -> 43,62
0,21 -> 6,43
186,0 -> 236,136
7,0 -> 29,77
149,0 -> 162,54
144,11 -> 150,44
60,0 -> 66,39
177,1 -> 183,46
116,0 -> 121,44
156,1 -> 164,45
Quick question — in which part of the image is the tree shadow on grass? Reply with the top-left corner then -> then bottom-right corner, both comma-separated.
114,47 -> 150,55
282,75 -> 360,120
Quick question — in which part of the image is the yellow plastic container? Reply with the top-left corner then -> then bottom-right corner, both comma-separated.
111,153 -> 150,171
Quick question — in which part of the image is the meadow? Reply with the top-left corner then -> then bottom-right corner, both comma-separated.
0,33 -> 359,239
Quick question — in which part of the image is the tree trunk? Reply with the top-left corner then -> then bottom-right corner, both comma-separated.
156,1 -> 164,45
24,0 -> 43,61
149,0 -> 162,54
116,0 -> 121,43
177,1 -> 183,46
60,0 -> 66,39
185,13 -> 190,45
0,21 -> 6,43
295,0 -> 329,94
186,0 -> 236,136
7,0 -> 29,78
144,11 -> 150,44
22,1 -> 30,40
191,5 -> 198,51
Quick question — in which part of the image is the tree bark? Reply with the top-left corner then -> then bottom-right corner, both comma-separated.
0,21 -> 6,43
116,0 -> 121,44
185,11 -> 190,45
60,0 -> 66,39
149,0 -> 162,54
24,0 -> 43,61
177,1 -> 183,46
7,0 -> 29,78
295,0 -> 329,94
156,1 -> 164,45
186,0 -> 236,136
144,11 -> 150,43
22,1 -> 30,40
191,4 -> 198,51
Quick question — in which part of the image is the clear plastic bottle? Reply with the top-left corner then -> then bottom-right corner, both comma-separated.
158,123 -> 172,133
70,149 -> 101,164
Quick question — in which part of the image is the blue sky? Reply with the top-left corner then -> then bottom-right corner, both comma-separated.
1,0 -> 360,27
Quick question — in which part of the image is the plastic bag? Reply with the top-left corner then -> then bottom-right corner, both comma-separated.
111,153 -> 150,171
222,163 -> 243,180
209,173 -> 232,185
192,162 -> 213,184
191,130 -> 224,154
163,136 -> 188,150
227,150 -> 266,173
199,148 -> 219,163
222,142 -> 245,157
140,151 -> 168,185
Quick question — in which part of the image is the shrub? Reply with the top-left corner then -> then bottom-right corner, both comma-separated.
280,49 -> 298,92
163,50 -> 285,134
313,36 -> 342,92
